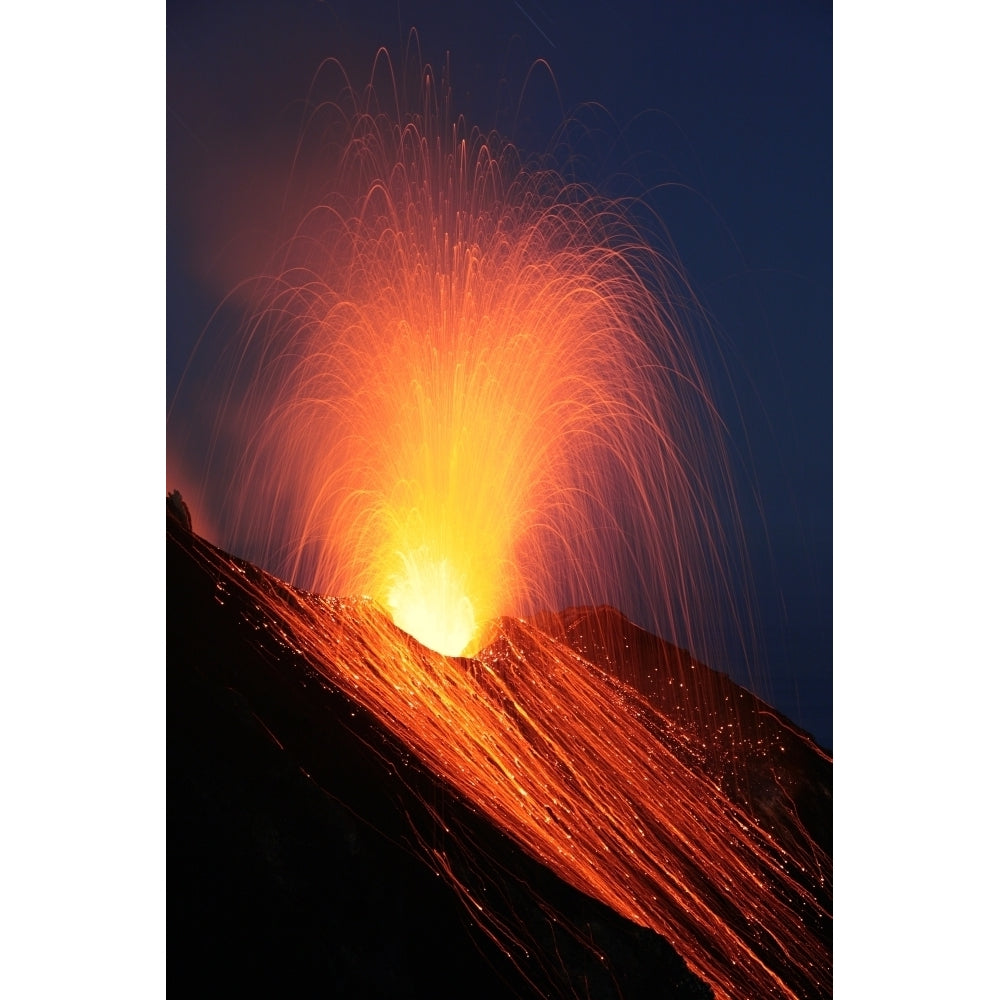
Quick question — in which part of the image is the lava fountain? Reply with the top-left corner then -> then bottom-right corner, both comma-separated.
188,50 -> 742,664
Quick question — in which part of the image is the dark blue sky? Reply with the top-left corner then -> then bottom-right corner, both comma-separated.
168,0 -> 831,747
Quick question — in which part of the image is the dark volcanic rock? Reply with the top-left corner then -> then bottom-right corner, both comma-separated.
169,516 -> 713,998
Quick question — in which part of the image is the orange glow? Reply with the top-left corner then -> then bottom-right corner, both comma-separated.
210,56 -> 738,663
386,550 -> 476,655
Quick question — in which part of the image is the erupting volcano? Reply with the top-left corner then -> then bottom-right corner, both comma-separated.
181,52 -> 741,667
170,45 -> 831,1000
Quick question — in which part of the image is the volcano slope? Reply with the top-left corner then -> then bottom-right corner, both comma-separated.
169,507 -> 831,998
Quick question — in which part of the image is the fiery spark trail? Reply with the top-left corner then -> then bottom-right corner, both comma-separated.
188,52 -> 740,666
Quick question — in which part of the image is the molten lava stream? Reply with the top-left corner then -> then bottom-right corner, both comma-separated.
201,541 -> 831,1000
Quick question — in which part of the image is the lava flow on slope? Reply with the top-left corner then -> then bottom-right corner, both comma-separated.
169,507 -> 831,998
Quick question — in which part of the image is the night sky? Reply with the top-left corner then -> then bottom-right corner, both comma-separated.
167,0 -> 832,748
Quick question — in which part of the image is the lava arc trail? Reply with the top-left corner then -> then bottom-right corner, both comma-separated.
170,48 -> 831,1000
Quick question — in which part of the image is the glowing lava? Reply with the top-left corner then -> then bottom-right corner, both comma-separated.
386,550 -> 475,656
193,52 -> 740,662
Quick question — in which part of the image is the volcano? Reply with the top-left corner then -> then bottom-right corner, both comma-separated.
169,502 -> 831,998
